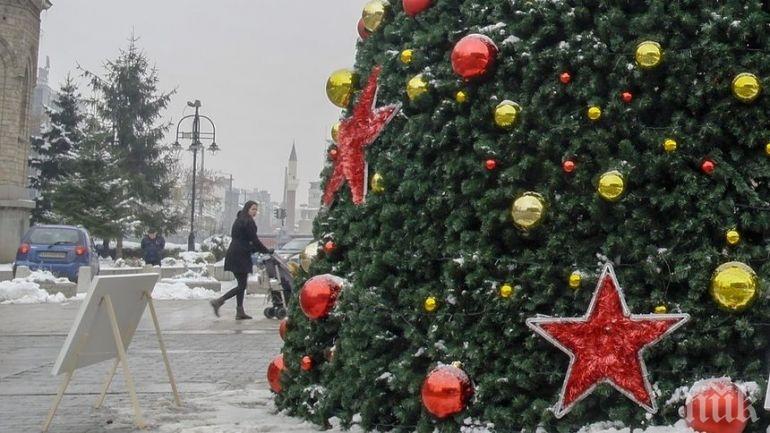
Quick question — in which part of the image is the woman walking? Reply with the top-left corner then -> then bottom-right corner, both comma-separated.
210,201 -> 273,320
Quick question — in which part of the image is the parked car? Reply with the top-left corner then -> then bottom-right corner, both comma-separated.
13,224 -> 100,282
251,237 -> 313,267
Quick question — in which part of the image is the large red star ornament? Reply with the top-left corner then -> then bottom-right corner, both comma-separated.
526,263 -> 689,418
323,66 -> 400,206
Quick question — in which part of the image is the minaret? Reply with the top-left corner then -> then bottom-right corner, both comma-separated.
0,0 -> 52,261
285,142 -> 299,234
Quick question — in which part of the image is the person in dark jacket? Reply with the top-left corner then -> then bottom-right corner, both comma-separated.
210,201 -> 273,320
141,229 -> 165,266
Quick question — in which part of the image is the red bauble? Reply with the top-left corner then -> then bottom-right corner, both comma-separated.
299,274 -> 343,320
562,160 -> 576,173
702,159 -> 716,174
421,364 -> 474,419
685,380 -> 749,433
403,0 -> 432,16
451,34 -> 498,80
621,91 -> 633,103
560,72 -> 572,84
267,354 -> 285,393
526,263 -> 689,417
328,147 -> 338,160
357,18 -> 370,40
279,318 -> 288,341
301,355 -> 313,372
484,159 -> 497,170
324,240 -> 336,254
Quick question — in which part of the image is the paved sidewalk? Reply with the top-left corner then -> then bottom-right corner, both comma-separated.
0,297 -> 283,433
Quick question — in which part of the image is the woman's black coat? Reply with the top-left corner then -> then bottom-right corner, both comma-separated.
224,217 -> 270,274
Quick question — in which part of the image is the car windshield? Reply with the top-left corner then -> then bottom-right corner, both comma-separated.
28,228 -> 80,245
278,239 -> 313,250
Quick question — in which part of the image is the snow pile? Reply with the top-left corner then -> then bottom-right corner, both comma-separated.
152,281 -> 219,300
179,251 -> 215,265
166,269 -> 217,282
18,270 -> 71,284
0,277 -> 70,304
100,256 -> 141,269
162,251 -> 214,267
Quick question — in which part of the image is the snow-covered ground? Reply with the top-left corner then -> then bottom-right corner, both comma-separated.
109,386 -> 362,433
104,385 -> 702,433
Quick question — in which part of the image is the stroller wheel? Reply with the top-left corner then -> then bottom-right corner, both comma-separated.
274,307 -> 287,319
264,307 -> 275,319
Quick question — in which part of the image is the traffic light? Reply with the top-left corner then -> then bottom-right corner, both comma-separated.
280,208 -> 287,219
273,208 -> 280,219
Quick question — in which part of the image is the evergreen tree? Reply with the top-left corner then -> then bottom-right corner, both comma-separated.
84,37 -> 181,244
279,1 -> 770,432
28,76 -> 83,223
47,118 -> 134,241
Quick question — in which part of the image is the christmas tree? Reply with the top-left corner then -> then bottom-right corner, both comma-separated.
277,1 -> 770,432
29,76 -> 84,224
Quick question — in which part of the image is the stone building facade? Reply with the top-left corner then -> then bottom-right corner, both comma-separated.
0,0 -> 51,261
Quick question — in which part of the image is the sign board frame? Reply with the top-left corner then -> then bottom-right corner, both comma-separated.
43,273 -> 180,431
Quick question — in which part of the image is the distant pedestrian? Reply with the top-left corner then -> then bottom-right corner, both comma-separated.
210,201 -> 273,320
141,229 -> 165,266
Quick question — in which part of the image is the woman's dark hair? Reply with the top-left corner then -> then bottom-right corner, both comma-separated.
239,201 -> 258,220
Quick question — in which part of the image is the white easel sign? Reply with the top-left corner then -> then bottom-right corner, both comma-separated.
43,273 -> 181,432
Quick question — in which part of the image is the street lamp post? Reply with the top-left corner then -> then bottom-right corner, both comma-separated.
173,100 -> 219,251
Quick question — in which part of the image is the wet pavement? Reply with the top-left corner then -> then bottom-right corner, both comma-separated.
0,296 -> 283,433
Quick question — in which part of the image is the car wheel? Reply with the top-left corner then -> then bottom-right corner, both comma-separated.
264,307 -> 275,319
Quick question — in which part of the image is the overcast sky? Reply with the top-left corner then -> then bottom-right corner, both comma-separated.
39,0 -> 363,205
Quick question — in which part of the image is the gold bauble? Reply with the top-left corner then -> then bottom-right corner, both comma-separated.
663,138 -> 677,153
400,49 -> 414,64
726,229 -> 741,246
370,172 -> 385,194
494,100 -> 521,129
331,122 -> 341,143
511,192 -> 546,230
654,305 -> 668,314
407,74 -> 429,101
499,283 -> 514,298
587,106 -> 602,121
287,261 -> 300,277
635,41 -> 663,69
710,262 -> 759,311
424,296 -> 438,312
732,73 -> 762,103
326,69 -> 357,108
597,170 -> 626,201
765,142 -> 770,156
362,0 -> 387,32
568,272 -> 582,290
455,90 -> 468,103
299,241 -> 320,272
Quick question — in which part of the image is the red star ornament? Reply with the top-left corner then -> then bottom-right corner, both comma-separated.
526,263 -> 689,418
323,66 -> 400,206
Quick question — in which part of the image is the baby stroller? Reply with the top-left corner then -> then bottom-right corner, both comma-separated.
257,253 -> 294,319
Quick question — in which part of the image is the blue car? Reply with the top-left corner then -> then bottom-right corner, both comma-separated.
14,224 -> 100,282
